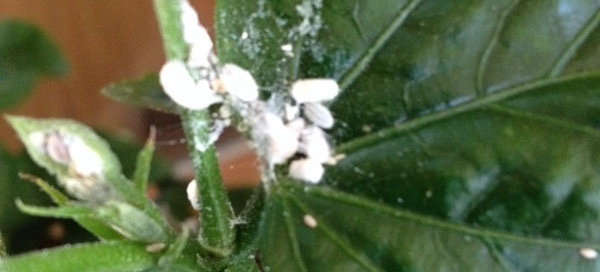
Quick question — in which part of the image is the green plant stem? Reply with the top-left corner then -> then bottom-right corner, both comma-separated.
152,0 -> 235,257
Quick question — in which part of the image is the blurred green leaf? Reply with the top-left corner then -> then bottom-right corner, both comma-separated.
0,20 -> 67,110
0,241 -> 156,272
218,0 -> 600,270
101,74 -> 180,114
21,176 -> 123,240
96,201 -> 169,243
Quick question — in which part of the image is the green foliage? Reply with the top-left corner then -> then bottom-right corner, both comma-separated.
4,0 -> 600,271
217,0 -> 600,270
101,75 -> 180,114
0,20 -> 67,110
0,241 -> 156,272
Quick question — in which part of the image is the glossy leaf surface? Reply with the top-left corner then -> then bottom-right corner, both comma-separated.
0,20 -> 67,110
217,0 -> 600,270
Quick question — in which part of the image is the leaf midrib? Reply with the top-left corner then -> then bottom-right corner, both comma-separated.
301,185 -> 600,250
337,0 -> 424,91
338,71 -> 600,153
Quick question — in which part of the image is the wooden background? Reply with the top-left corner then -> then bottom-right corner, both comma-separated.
0,1 -> 259,188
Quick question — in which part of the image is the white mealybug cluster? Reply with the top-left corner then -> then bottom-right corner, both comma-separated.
186,179 -> 200,210
28,130 -> 113,202
30,131 -> 105,178
159,1 -> 343,185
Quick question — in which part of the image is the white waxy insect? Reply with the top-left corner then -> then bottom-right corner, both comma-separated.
180,0 -> 212,48
186,179 -> 200,210
291,79 -> 339,103
219,64 -> 259,102
67,137 -> 104,177
286,118 -> 306,137
43,131 -> 72,165
281,43 -> 294,57
159,60 -> 221,110
146,243 -> 166,253
302,102 -> 334,129
285,103 -> 300,121
579,248 -> 598,260
303,214 -> 318,228
299,126 -> 330,163
288,158 -> 324,183
264,113 -> 299,164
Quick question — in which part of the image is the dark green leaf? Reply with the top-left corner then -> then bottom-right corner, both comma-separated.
0,241 -> 156,272
0,20 -> 67,110
218,0 -> 600,270
101,74 -> 180,114
258,183 -> 600,271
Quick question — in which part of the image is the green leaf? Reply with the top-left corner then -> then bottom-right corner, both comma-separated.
0,20 -> 67,110
101,74 -> 180,114
0,241 -> 156,272
258,183 -> 600,271
15,199 -> 94,219
96,201 -> 169,243
21,175 -> 123,240
217,0 -> 600,270
133,128 -> 157,193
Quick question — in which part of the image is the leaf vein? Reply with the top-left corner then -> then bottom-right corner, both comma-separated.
338,0 -> 424,91
547,7 -> 600,77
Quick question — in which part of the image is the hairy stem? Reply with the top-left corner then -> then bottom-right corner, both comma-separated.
152,0 -> 235,257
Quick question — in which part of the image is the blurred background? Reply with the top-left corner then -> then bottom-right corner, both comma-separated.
0,0 -> 259,253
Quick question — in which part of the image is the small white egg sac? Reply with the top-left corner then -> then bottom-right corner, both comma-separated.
186,179 -> 200,210
291,79 -> 339,103
288,158 -> 324,184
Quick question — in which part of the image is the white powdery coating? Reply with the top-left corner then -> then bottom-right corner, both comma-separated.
291,79 -> 339,103
264,112 -> 299,164
302,102 -> 334,128
68,137 -> 104,177
220,64 -> 259,101
285,103 -> 300,121
186,179 -> 200,210
288,158 -> 324,183
159,60 -> 221,110
299,126 -> 330,163
180,0 -> 213,68
28,131 -> 46,152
